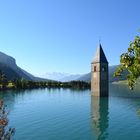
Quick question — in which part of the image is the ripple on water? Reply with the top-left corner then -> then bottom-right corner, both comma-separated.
1,86 -> 140,140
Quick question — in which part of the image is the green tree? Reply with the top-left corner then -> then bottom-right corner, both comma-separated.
0,71 -> 8,89
114,35 -> 140,89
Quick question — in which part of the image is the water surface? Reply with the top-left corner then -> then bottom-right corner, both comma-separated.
0,84 -> 140,140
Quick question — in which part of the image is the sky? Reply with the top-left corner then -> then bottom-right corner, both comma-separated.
0,0 -> 140,76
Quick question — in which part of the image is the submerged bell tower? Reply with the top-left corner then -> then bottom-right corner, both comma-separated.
91,44 -> 109,97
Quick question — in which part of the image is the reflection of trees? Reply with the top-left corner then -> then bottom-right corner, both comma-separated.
0,89 -> 36,110
91,96 -> 109,140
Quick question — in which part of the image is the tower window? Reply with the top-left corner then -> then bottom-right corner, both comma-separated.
94,66 -> 97,72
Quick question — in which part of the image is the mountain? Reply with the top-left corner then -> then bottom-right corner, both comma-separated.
0,62 -> 21,80
0,51 -> 49,81
0,51 -> 127,83
77,73 -> 91,82
77,65 -> 128,82
59,74 -> 81,82
41,72 -> 81,82
41,72 -> 70,81
109,65 -> 128,82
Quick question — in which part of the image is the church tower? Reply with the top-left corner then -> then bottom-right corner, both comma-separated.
91,44 -> 108,97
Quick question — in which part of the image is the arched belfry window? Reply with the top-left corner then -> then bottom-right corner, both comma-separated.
94,66 -> 97,72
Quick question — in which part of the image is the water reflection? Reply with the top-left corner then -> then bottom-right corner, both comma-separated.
91,96 -> 109,140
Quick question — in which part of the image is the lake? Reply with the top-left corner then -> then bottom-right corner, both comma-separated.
1,84 -> 140,140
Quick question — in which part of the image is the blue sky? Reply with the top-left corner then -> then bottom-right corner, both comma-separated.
0,0 -> 140,75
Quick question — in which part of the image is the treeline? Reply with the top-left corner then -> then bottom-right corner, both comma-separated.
11,80 -> 90,89
0,71 -> 90,90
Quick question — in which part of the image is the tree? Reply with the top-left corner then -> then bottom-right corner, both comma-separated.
114,35 -> 140,90
0,100 -> 15,140
0,71 -> 8,89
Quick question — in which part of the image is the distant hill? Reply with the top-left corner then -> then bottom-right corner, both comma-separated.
41,72 -> 81,82
77,65 -> 128,82
0,51 -> 127,83
77,73 -> 91,82
59,74 -> 81,82
109,65 -> 128,82
0,51 -> 49,81
0,62 -> 21,80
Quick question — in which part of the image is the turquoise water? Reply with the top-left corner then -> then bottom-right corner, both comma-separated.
1,84 -> 140,140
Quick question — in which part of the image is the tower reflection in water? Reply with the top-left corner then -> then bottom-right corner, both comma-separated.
91,96 -> 109,140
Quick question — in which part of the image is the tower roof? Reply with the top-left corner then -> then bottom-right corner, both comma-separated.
92,44 -> 108,64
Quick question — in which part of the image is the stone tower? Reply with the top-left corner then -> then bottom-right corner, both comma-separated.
91,44 -> 108,97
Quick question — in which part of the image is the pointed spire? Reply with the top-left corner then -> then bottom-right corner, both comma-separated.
92,44 -> 108,64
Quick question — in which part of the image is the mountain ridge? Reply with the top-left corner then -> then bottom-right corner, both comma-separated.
77,65 -> 128,82
0,51 -> 127,83
0,51 -> 50,81
41,72 -> 82,82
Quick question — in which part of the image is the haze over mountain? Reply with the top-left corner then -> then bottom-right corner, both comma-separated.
77,65 -> 128,82
41,72 -> 81,82
41,65 -> 127,83
0,51 -> 127,83
0,51 -> 49,81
